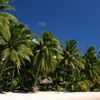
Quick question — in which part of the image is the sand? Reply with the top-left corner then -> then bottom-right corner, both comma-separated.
0,91 -> 100,100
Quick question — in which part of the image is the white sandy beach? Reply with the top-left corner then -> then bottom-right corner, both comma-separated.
0,92 -> 100,100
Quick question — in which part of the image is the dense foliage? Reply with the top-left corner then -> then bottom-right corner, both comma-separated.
0,0 -> 100,92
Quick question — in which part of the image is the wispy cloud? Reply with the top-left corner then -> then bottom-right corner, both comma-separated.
37,21 -> 47,27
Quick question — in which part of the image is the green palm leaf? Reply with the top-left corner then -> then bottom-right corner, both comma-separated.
1,48 -> 10,60
0,0 -> 15,11
0,36 -> 6,45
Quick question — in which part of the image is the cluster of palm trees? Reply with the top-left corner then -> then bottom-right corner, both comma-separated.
0,0 -> 100,92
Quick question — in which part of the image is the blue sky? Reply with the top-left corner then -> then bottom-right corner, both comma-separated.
9,0 -> 100,51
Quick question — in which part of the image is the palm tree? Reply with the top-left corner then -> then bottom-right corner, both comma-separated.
31,32 -> 61,89
0,0 -> 18,30
0,0 -> 15,11
1,21 -> 34,71
83,46 -> 100,87
0,0 -> 17,31
0,0 -> 18,47
61,40 -> 85,91
0,21 -> 34,90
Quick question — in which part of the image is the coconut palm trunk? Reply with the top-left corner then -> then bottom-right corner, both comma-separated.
0,58 -> 8,78
10,65 -> 15,91
63,67 -> 68,82
33,65 -> 40,88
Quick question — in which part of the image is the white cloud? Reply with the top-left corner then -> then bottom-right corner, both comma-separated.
38,21 -> 47,27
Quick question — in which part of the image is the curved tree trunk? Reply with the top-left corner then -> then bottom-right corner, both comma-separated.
32,65 -> 40,92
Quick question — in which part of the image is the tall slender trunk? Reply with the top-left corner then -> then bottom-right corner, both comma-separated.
10,66 -> 15,91
64,67 -> 68,82
33,65 -> 40,88
0,58 -> 8,78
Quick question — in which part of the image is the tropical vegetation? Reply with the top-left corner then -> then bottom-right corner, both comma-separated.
0,0 -> 100,92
